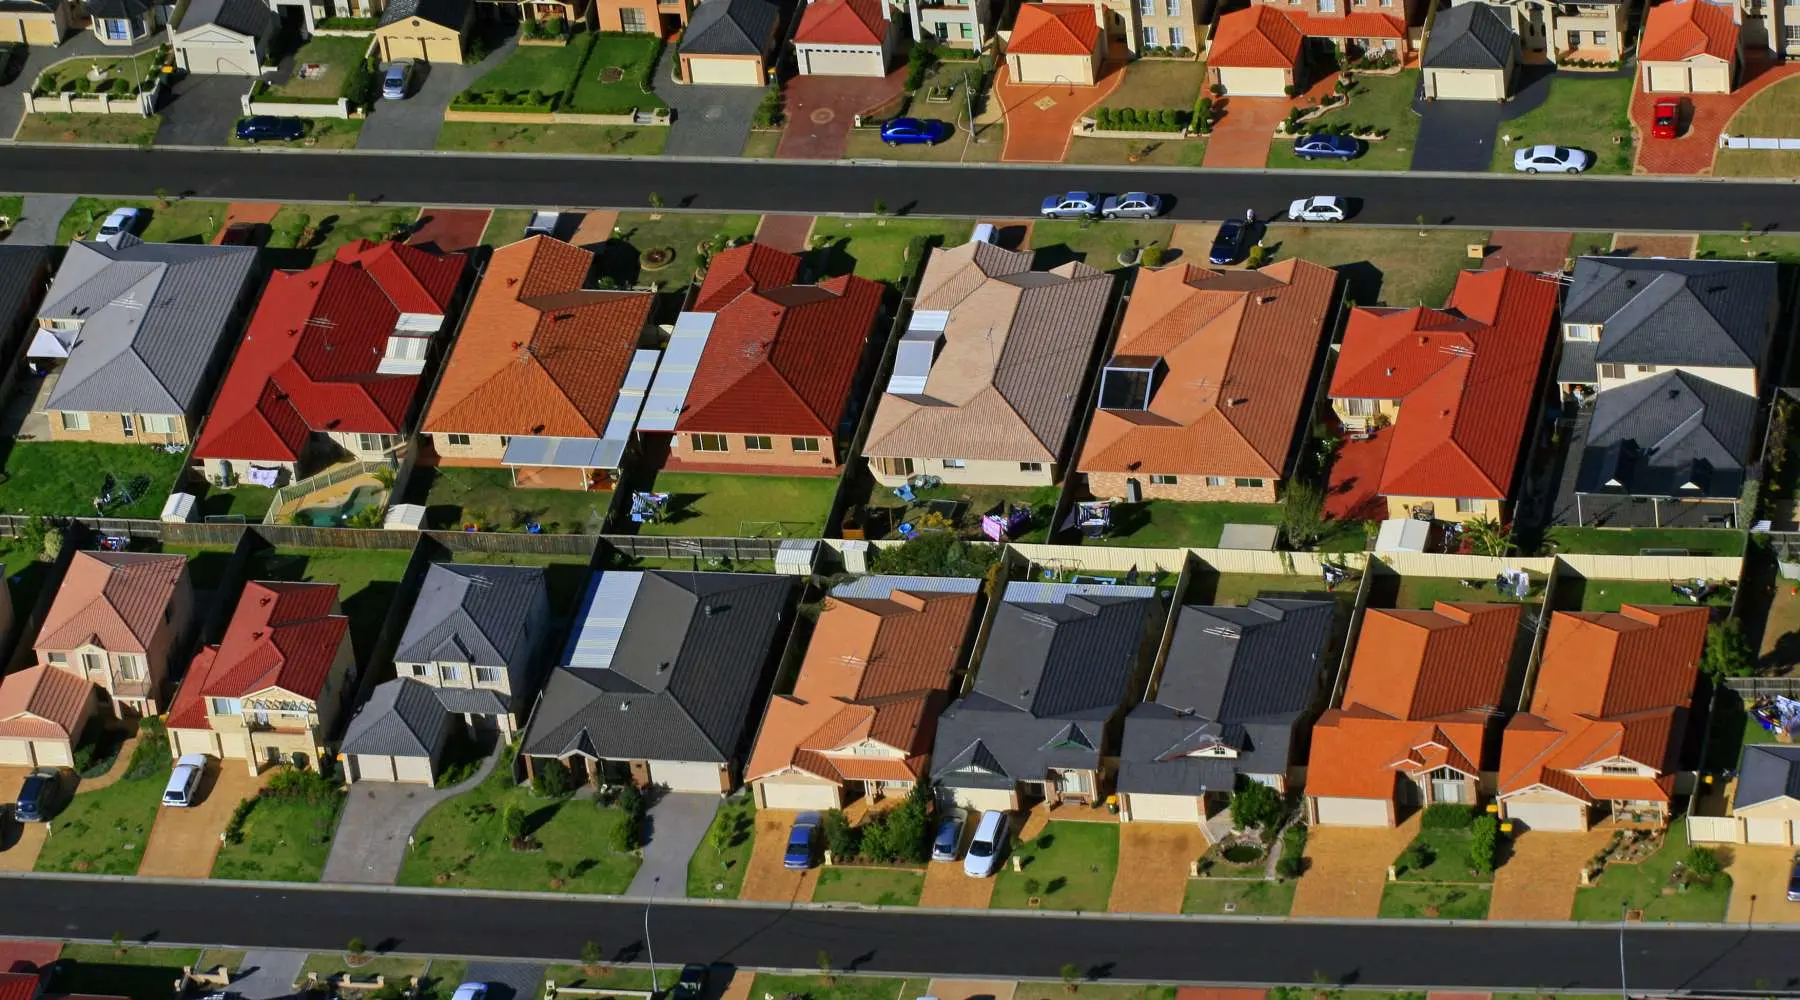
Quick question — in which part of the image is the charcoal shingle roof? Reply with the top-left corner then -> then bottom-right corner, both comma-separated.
1424,2 -> 1516,70
1576,369 -> 1756,499
1563,257 -> 1778,372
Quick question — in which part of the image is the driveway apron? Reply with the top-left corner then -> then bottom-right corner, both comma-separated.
1487,828 -> 1610,921
628,791 -> 720,896
1109,823 -> 1208,913
156,74 -> 247,147
138,765 -> 270,878
737,808 -> 819,902
776,71 -> 904,160
1202,97 -> 1289,169
1289,819 -> 1418,918
320,746 -> 499,884
358,39 -> 516,151
463,961 -> 546,1000
6,194 -> 74,245
231,950 -> 308,1000
652,56 -> 762,157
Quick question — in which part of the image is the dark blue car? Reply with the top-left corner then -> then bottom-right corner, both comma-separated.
880,117 -> 953,146
12,768 -> 64,823
236,115 -> 306,143
783,811 -> 820,869
1291,132 -> 1362,161
1209,218 -> 1250,265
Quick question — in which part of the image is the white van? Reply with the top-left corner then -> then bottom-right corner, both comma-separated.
162,754 -> 209,807
962,810 -> 1008,878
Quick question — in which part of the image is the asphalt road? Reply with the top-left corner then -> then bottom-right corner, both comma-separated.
5,875 -> 1800,991
8,144 -> 1800,232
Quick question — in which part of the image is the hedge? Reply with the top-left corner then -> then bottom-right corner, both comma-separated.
752,83 -> 784,128
315,15 -> 377,28
1094,106 -> 1191,132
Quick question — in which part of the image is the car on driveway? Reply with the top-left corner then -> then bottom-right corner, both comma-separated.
219,221 -> 268,246
880,117 -> 953,146
1041,192 -> 1099,219
931,809 -> 966,862
450,984 -> 486,1000
162,753 -> 209,807
1652,98 -> 1680,139
235,115 -> 306,143
673,965 -> 709,1000
1291,132 -> 1361,161
98,207 -> 142,238
12,767 -> 67,822
1512,144 -> 1592,174
783,810 -> 820,869
1208,218 -> 1251,265
1101,192 -> 1163,220
1288,196 -> 1349,223
381,60 -> 414,100
963,809 -> 1008,877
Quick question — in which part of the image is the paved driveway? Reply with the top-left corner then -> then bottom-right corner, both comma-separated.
1108,823 -> 1209,913
0,763 -> 47,872
1203,97 -> 1289,169
139,764 -> 269,878
738,808 -> 819,902
776,71 -> 904,160
359,40 -> 515,151
652,57 -> 762,157
1725,844 -> 1800,924
6,194 -> 73,245
1488,828 -> 1610,921
628,791 -> 720,896
156,74 -> 248,147
1289,819 -> 1417,918
1412,65 -> 1557,173
231,950 -> 307,1000
994,62 -> 1120,163
407,207 -> 492,253
1634,63 -> 1800,174
463,961 -> 544,1000
320,746 -> 498,884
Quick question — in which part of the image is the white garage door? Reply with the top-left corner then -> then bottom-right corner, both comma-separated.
181,41 -> 259,75
34,740 -> 72,767
942,785 -> 1016,813
687,56 -> 763,86
1431,69 -> 1502,101
1125,792 -> 1202,823
1746,816 -> 1793,845
383,35 -> 430,63
801,46 -> 884,77
0,738 -> 32,765
173,728 -> 224,760
1503,799 -> 1586,832
648,758 -> 724,792
1217,66 -> 1289,97
394,754 -> 435,784
1645,63 -> 1690,92
352,754 -> 396,782
1313,796 -> 1392,827
1690,62 -> 1731,93
758,780 -> 842,810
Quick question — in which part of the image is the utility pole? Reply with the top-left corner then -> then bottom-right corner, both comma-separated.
645,875 -> 661,993
1617,900 -> 1628,1000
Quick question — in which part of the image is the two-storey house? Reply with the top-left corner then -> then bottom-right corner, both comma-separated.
34,551 -> 194,718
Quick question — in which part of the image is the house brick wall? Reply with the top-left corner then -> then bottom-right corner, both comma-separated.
47,410 -> 190,447
673,430 -> 841,472
1384,494 -> 1503,522
428,431 -> 507,467
1084,470 -> 1279,504
869,456 -> 1058,489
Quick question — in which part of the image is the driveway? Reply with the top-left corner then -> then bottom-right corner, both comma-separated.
1109,823 -> 1208,913
1202,97 -> 1289,169
156,74 -> 248,147
139,764 -> 270,878
918,854 -> 996,908
407,207 -> 492,253
1289,819 -> 1418,918
320,746 -> 499,884
359,39 -> 515,151
1412,65 -> 1556,173
1488,828 -> 1610,921
0,763 -> 47,872
628,791 -> 720,896
1725,844 -> 1800,924
737,808 -> 818,902
926,981 -> 1015,1000
463,961 -> 545,1000
776,71 -> 904,160
994,61 -> 1121,163
5,194 -> 73,246
1634,63 -> 1800,174
1483,229 -> 1571,271
231,950 -> 307,1000
651,56 -> 762,157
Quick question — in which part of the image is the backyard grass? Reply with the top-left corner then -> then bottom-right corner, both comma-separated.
436,121 -> 667,156
397,765 -> 642,894
990,820 -> 1120,912
267,204 -> 420,264
210,784 -> 345,882
1266,70 -> 1421,172
568,34 -> 667,113
1105,500 -> 1283,549
161,543 -> 237,592
748,974 -> 931,1000
809,216 -> 972,284
196,483 -> 278,520
247,546 -> 415,660
1033,219 -> 1172,273
853,480 -> 1060,543
637,472 -> 840,538
1697,232 -> 1800,264
686,795 -> 752,898
1572,825 -> 1730,922
0,442 -> 182,518
1378,882 -> 1492,919
1711,76 -> 1800,177
604,211 -> 763,292
812,866 -> 925,906
49,945 -> 202,1000
1063,135 -> 1208,166
1557,576 -> 1733,613
1262,225 -> 1488,307
1101,60 -> 1202,111
57,196 -> 230,243
0,536 -> 55,621
1702,688 -> 1773,773
225,117 -> 364,149
1390,573 -> 1544,609
261,35 -> 369,100
1181,877 -> 1296,916
483,208 -> 537,246
1491,75 -> 1634,175
35,734 -> 170,874
1189,571 -> 1348,608
412,466 -> 613,533
1543,526 -> 1745,556
14,113 -> 161,145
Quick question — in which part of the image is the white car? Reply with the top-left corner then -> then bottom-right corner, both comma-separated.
1512,144 -> 1592,174
162,753 -> 210,807
963,810 -> 1008,878
1288,196 -> 1348,223
98,207 -> 142,238
451,984 -> 487,1000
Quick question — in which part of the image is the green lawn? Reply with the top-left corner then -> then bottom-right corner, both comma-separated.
1064,135 -> 1208,166
49,945 -> 202,1000
267,204 -> 420,264
0,442 -> 182,518
196,483 -> 278,520
568,34 -> 668,113
1099,59 -> 1201,116
0,536 -> 56,621
1543,526 -> 1745,557
1491,75 -> 1634,175
1033,219 -> 1172,273
1697,232 -> 1800,264
211,785 -> 345,882
1704,688 -> 1774,773
57,196 -> 229,243
1557,577 -> 1733,613
483,208 -> 537,247
1393,827 -> 1492,883
162,544 -> 237,593
1391,573 -> 1544,609
35,730 -> 171,874
809,216 -> 971,284
1379,882 -> 1492,919
1191,571 -> 1348,608
15,113 -> 161,145
260,35 -> 369,100
1181,877 -> 1296,915
842,123 -> 1008,163
604,211 -> 763,292
397,765 -> 642,894
1714,75 -> 1800,177
35,54 -> 157,94
748,974 -> 931,1000
247,546 -> 414,661
1267,70 -> 1421,172
462,35 -> 588,103
542,966 -> 658,992
413,466 -> 613,533
638,472 -> 840,538
1571,825 -> 1731,922
436,121 -> 667,155
1106,500 -> 1283,549
1262,224 -> 1488,307
1570,232 -> 1616,258
990,820 -> 1120,912
855,481 -> 1059,543
687,795 -> 752,898
813,866 -> 926,906
299,955 -> 429,987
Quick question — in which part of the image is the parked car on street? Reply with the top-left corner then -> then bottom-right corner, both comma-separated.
381,60 -> 414,100
162,753 -> 210,807
12,767 -> 67,822
1652,98 -> 1680,139
1041,192 -> 1099,219
97,207 -> 142,238
783,810 -> 820,869
963,809 -> 1008,877
1291,132 -> 1361,161
1288,196 -> 1349,223
1208,218 -> 1251,265
880,117 -> 953,146
1101,192 -> 1164,220
931,809 -> 966,862
1512,144 -> 1592,174
235,116 -> 306,143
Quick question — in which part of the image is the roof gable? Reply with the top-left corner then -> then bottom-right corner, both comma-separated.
1640,0 -> 1739,61
795,0 -> 887,44
36,551 -> 186,654
1577,369 -> 1756,498
1423,2 -> 1517,69
1008,2 -> 1100,55
165,581 -> 349,729
1208,3 -> 1304,67
395,563 -> 549,678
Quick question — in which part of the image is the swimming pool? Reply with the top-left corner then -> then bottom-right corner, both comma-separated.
294,484 -> 386,527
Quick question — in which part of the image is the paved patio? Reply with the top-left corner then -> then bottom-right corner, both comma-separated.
777,71 -> 905,160
738,808 -> 819,902
215,203 -> 281,243
1109,823 -> 1208,913
994,60 -> 1122,163
1632,62 -> 1800,175
138,765 -> 270,878
1488,828 -> 1610,921
1325,427 -> 1392,523
1289,818 -> 1418,918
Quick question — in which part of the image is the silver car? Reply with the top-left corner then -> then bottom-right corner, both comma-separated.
1101,192 -> 1163,220
1512,144 -> 1592,174
1040,192 -> 1098,219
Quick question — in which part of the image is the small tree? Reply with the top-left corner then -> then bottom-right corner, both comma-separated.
709,812 -> 735,856
580,940 -> 604,973
1701,619 -> 1755,682
1469,815 -> 1499,875
648,191 -> 664,210
153,187 -> 170,209
873,199 -> 889,217
1416,212 -> 1427,237
817,950 -> 835,986
111,931 -> 125,957
1230,779 -> 1283,831
503,803 -> 526,845
1139,244 -> 1165,268
1741,221 -> 1756,244
823,808 -> 858,859
1462,516 -> 1513,557
1281,479 -> 1326,549
1687,845 -> 1722,880
347,938 -> 367,960
533,758 -> 573,798
1060,964 -> 1082,994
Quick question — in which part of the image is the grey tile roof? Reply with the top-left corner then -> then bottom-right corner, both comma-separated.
1576,369 -> 1756,500
681,0 -> 781,57
396,563 -> 550,699
42,236 -> 258,417
340,678 -> 453,758
1424,3 -> 1517,70
521,571 -> 792,765
87,0 -> 153,17
0,244 -> 50,337
1556,338 -> 1598,385
177,0 -> 272,36
1563,257 -> 1779,372
379,0 -> 472,30
931,583 -> 1160,788
1736,743 -> 1800,810
1118,597 -> 1336,797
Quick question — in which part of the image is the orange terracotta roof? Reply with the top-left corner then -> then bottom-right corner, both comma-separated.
424,237 -> 655,438
1308,712 -> 1490,799
35,551 -> 186,655
1009,2 -> 1101,55
1288,8 -> 1407,39
0,666 -> 92,740
1640,0 -> 1739,62
1078,259 -> 1337,479
166,582 -> 348,730
1208,4 -> 1305,67
0,973 -> 37,1000
795,0 -> 888,45
1329,268 -> 1558,502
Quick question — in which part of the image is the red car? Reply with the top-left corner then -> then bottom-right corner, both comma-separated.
1652,98 -> 1680,139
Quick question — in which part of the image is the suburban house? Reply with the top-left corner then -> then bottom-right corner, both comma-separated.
1305,601 -> 1523,827
29,235 -> 259,449
639,242 -> 884,474
376,0 -> 474,63
906,0 -> 993,47
192,240 -> 466,489
1456,0 -> 1628,65
1005,2 -> 1105,85
1497,604 -> 1707,831
1118,597 -> 1337,824
747,575 -> 979,810
0,0 -> 71,45
519,570 -> 793,792
340,563 -> 551,784
0,245 -> 54,385
170,0 -> 276,74
862,238 -> 1113,489
1573,370 -> 1757,528
1639,0 -> 1741,93
422,236 -> 657,492
930,581 -> 1162,812
1421,2 -> 1517,100
166,581 -> 355,774
0,666 -> 97,768
1719,744 -> 1800,844
596,0 -> 692,33
87,0 -> 164,43
481,0 -> 594,25
794,0 -> 904,75
1209,0 -> 1418,95
678,0 -> 783,85
34,551 -> 194,718
1327,267 -> 1560,524
1076,259 -> 1338,506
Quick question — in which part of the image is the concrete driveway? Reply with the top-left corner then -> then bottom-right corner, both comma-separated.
358,39 -> 515,151
652,57 -> 763,157
1412,65 -> 1555,173
320,746 -> 498,884
738,808 -> 819,902
463,961 -> 544,1000
1488,828 -> 1610,921
1289,819 -> 1418,918
0,763 -> 48,872
629,791 -> 721,896
231,950 -> 307,1000
156,74 -> 248,147
1109,823 -> 1209,913
138,764 -> 269,878
1725,844 -> 1800,924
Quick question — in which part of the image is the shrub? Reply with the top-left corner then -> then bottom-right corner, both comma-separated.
904,41 -> 937,91
265,766 -> 338,805
1230,779 -> 1283,831
533,758 -> 573,798
503,804 -> 527,843
1400,843 -> 1433,872
1245,243 -> 1268,269
1420,803 -> 1474,829
343,55 -> 378,107
867,533 -> 1000,577
223,798 -> 257,845
1139,244 -> 1165,267
1469,815 -> 1499,875
1687,845 -> 1721,879
124,718 -> 170,781
752,83 -> 784,128
822,808 -> 858,859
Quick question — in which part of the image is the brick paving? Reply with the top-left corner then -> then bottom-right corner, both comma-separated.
754,214 -> 816,253
139,766 -> 271,878
1483,230 -> 1571,273
1487,828 -> 1611,921
214,203 -> 281,243
569,210 -> 620,249
1632,62 -> 1800,175
1109,824 -> 1208,913
1203,97 -> 1291,169
1325,427 -> 1392,523
777,71 -> 906,160
738,808 -> 819,902
927,981 -> 1016,1000
1290,819 -> 1418,918
995,61 -> 1123,163
0,941 -> 61,975
407,207 -> 492,254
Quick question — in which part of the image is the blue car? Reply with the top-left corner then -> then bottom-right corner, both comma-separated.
880,117 -> 953,146
1291,132 -> 1361,161
783,811 -> 821,869
1209,218 -> 1250,265
236,115 -> 306,143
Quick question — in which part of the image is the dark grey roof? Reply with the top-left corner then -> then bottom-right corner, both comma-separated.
86,0 -> 153,17
177,0 -> 272,36
1563,257 -> 1779,372
1117,598 -> 1336,796
1576,369 -> 1756,500
0,245 -> 50,332
42,236 -> 258,416
521,571 -> 791,765
396,563 -> 550,697
680,0 -> 780,56
380,0 -> 472,30
1735,743 -> 1800,810
931,584 -> 1160,788
1424,3 -> 1517,70
341,678 -> 453,758
434,686 -> 510,715
1556,338 -> 1598,385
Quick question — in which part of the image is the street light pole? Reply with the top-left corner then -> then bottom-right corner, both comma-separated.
1617,900 -> 1628,1000
645,875 -> 660,994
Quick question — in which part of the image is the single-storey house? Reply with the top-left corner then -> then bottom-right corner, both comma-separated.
679,0 -> 782,85
794,0 -> 902,75
1422,1 -> 1518,101
35,551 -> 194,718
170,0 -> 275,74
1639,0 -> 1740,93
377,0 -> 473,63
1006,2 -> 1104,86
0,0 -> 73,45
0,666 -> 97,768
1206,3 -> 1303,96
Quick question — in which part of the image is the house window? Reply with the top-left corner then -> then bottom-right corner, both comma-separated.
81,652 -> 105,673
103,17 -> 131,39
1593,30 -> 1608,44
47,652 -> 66,666
1566,29 -> 1580,47
690,433 -> 728,452
1341,397 -> 1378,417
1234,477 -> 1264,488
1600,363 -> 1626,379
1455,498 -> 1481,513
876,457 -> 915,477
1565,324 -> 1600,341
958,22 -> 973,37
1635,365 -> 1656,373
410,664 -> 429,677
1150,474 -> 1178,485
210,697 -> 241,716
943,458 -> 966,469
1785,23 -> 1800,43
1141,25 -> 1157,45
120,414 -> 135,437
143,413 -> 175,435
1318,0 -> 1335,11
791,437 -> 820,453
439,663 -> 461,682
743,435 -> 773,451
475,666 -> 503,685
619,6 -> 646,30
1168,25 -> 1185,46
1205,476 -> 1226,487
60,411 -> 88,431
1380,0 -> 1393,6
1600,763 -> 1638,774
1137,0 -> 1153,13
1165,0 -> 1180,13
116,654 -> 145,680
1020,462 -> 1043,472
446,433 -> 471,446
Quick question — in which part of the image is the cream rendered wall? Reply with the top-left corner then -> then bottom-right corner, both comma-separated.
1596,363 -> 1757,396
869,456 -> 1057,488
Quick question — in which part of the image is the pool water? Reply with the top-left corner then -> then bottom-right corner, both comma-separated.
295,484 -> 386,527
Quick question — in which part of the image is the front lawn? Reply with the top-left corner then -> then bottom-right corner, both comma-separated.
1105,500 -> 1283,549
1267,70 -> 1421,172
49,945 -> 202,1000
58,196 -> 230,243
0,442 -> 182,518
412,466 -> 613,533
568,34 -> 668,114
1181,877 -> 1296,915
687,795 -> 752,898
1697,232 -> 1800,264
1491,75 -> 1634,175
247,546 -> 414,660
1064,135 -> 1208,166
299,955 -> 429,987
35,54 -> 158,95
1101,60 -> 1202,112
1543,526 -> 1746,556
542,966 -> 657,991
1557,577 -> 1733,613
841,125 -> 1008,163
260,35 -> 369,100
483,209 -> 537,246
436,121 -> 667,156
1032,220 -> 1172,273
637,472 -> 840,538
1571,825 -> 1730,922
602,211 -> 762,293
210,773 -> 345,883
1261,224 -> 1488,307
1714,75 -> 1800,177
15,113 -> 161,146
266,204 -> 420,264
990,820 -> 1120,912
808,216 -> 971,285
812,866 -> 925,906
461,35 -> 587,104
748,974 -> 931,1000
1379,882 -> 1492,919
1393,827 -> 1493,883
35,726 -> 171,874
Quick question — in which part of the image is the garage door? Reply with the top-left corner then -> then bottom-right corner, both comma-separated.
1746,816 -> 1793,845
758,780 -> 842,810
1431,69 -> 1501,101
1313,796 -> 1392,827
424,36 -> 461,63
649,758 -> 725,792
1645,63 -> 1690,92
0,738 -> 32,765
181,42 -> 259,75
352,754 -> 396,782
1503,799 -> 1586,832
801,46 -> 885,77
1216,66 -> 1288,97
394,754 -> 435,784
687,56 -> 762,86
1125,792 -> 1201,823
34,740 -> 72,767
172,728 -> 224,760
384,35 -> 430,62
1690,62 -> 1730,93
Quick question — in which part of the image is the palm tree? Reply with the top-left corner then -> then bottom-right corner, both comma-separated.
1463,516 -> 1513,557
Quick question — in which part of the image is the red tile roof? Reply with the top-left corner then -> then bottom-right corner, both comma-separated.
1640,0 -> 1739,62
194,241 -> 465,462
0,972 -> 38,1000
36,551 -> 186,654
166,581 -> 349,730
1329,267 -> 1558,502
1287,8 -> 1407,39
795,0 -> 888,45
0,666 -> 92,740
1209,4 -> 1305,68
677,243 -> 885,436
1008,2 -> 1101,56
